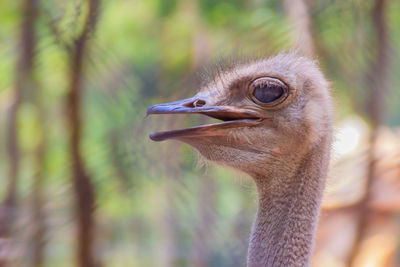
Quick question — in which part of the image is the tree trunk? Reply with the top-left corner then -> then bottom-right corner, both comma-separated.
64,1 -> 100,266
347,0 -> 390,266
0,0 -> 38,265
284,0 -> 315,58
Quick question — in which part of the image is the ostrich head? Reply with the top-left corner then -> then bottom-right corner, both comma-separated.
147,53 -> 332,179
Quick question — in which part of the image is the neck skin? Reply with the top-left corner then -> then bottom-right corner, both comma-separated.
247,138 -> 331,267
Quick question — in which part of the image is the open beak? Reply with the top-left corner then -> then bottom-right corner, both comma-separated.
147,97 -> 261,141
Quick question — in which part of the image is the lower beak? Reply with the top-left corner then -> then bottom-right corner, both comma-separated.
147,97 -> 261,141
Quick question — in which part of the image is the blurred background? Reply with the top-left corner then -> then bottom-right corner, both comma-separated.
0,0 -> 399,266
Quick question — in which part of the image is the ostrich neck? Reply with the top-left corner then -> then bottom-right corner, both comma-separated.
247,140 -> 330,267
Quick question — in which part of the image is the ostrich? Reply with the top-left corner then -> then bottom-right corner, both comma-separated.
147,53 -> 333,267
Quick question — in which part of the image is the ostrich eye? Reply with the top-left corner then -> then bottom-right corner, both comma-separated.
250,78 -> 287,105
253,84 -> 283,103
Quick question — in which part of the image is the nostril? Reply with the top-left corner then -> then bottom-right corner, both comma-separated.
193,99 -> 206,107
183,99 -> 206,108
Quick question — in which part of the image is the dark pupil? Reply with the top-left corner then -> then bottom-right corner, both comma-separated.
253,83 -> 284,103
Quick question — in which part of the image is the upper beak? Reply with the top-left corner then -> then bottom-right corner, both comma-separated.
146,97 -> 261,141
147,97 -> 260,121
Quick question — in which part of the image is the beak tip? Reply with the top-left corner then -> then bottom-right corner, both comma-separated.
146,105 -> 155,115
146,104 -> 172,115
149,132 -> 162,142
